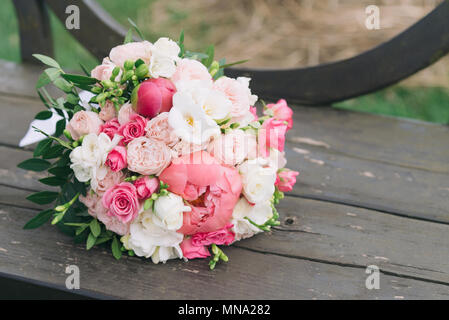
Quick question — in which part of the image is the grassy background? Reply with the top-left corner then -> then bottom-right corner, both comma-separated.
1,0 -> 448,124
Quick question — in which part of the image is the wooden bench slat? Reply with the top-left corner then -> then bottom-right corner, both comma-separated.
1,203 -> 448,299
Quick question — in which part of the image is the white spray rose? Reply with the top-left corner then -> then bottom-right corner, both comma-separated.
231,197 -> 273,241
153,192 -> 191,231
238,158 -> 277,204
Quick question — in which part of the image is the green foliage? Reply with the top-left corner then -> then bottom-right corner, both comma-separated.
23,209 -> 54,229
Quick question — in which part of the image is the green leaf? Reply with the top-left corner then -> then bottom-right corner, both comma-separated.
219,59 -> 249,69
76,224 -> 89,236
33,138 -> 52,157
48,166 -> 72,177
23,209 -> 54,229
26,191 -> 59,205
86,232 -> 97,250
184,51 -> 208,60
32,54 -> 61,69
127,18 -> 145,40
89,219 -> 101,238
53,78 -> 73,93
36,72 -> 51,89
124,28 -> 133,44
17,158 -> 51,172
54,119 -> 66,137
61,74 -> 98,85
202,45 -> 214,68
79,63 -> 91,76
95,237 -> 112,245
45,68 -> 61,81
42,144 -> 65,159
38,176 -> 66,186
35,110 -> 53,120
111,236 -> 122,260
36,90 -> 51,108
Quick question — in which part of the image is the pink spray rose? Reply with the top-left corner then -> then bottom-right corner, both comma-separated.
99,100 -> 117,122
207,129 -> 257,166
66,111 -> 103,140
80,192 -> 129,235
146,112 -> 179,146
249,106 -> 258,121
91,58 -> 120,82
100,118 -> 120,140
180,238 -> 211,259
258,118 -> 288,157
264,99 -> 293,130
191,224 -> 235,246
118,103 -> 137,126
159,151 -> 242,235
109,41 -> 152,68
170,58 -> 212,84
134,176 -> 159,199
127,137 -> 172,176
275,170 -> 299,192
102,182 -> 140,224
105,146 -> 127,172
119,114 -> 147,144
131,78 -> 176,118
213,76 -> 256,118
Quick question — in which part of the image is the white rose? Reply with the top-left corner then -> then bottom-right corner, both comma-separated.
267,147 -> 287,170
231,197 -> 273,241
153,193 -> 191,231
237,77 -> 258,106
149,54 -> 177,78
239,158 -> 276,204
152,37 -> 180,60
124,211 -> 183,264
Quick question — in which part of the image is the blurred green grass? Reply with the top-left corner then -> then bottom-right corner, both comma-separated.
0,0 -> 448,124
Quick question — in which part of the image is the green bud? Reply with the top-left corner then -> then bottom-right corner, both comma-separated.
135,63 -> 149,78
63,129 -> 72,140
220,253 -> 229,262
114,89 -> 123,96
124,60 -> 134,70
122,70 -> 134,82
112,66 -> 120,77
91,86 -> 102,94
51,212 -> 64,225
230,122 -> 240,129
96,92 -> 107,102
72,141 -> 79,148
209,60 -> 220,76
131,75 -> 138,81
55,205 -> 66,212
101,80 -> 114,89
211,244 -> 219,255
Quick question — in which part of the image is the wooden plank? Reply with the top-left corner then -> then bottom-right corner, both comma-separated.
1,203 -> 448,299
236,196 -> 449,285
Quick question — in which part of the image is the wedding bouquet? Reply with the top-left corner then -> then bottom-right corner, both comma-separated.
18,25 -> 298,269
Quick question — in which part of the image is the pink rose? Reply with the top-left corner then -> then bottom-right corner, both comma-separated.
171,58 -> 212,84
119,114 -> 147,144
275,170 -> 299,192
118,103 -> 137,126
258,118 -> 288,157
109,41 -> 152,68
134,176 -> 159,199
264,99 -> 293,130
66,111 -> 103,141
127,137 -> 172,176
99,100 -> 117,122
146,112 -> 178,146
213,77 -> 255,118
191,224 -> 235,246
105,146 -> 127,172
91,58 -> 120,82
249,106 -> 258,121
180,238 -> 210,259
80,192 -> 129,235
92,168 -> 124,195
102,182 -> 140,224
131,78 -> 176,118
100,118 -> 120,140
207,130 -> 257,166
159,151 -> 242,235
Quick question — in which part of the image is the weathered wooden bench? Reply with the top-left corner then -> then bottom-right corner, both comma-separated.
1,0 -> 449,299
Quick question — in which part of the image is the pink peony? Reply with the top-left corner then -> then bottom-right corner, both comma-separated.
180,237 -> 210,259
66,111 -> 103,141
91,58 -> 120,82
80,192 -> 129,235
275,170 -> 299,192
105,146 -> 127,172
214,77 -> 253,118
102,182 -> 140,224
118,103 -> 137,126
134,176 -> 159,199
191,224 -> 235,246
100,118 -> 120,140
131,78 -> 176,118
127,137 -> 172,176
170,58 -> 212,84
92,168 -> 124,195
109,41 -> 152,68
159,151 -> 242,235
146,112 -> 179,146
170,139 -> 206,158
258,118 -> 288,157
264,99 -> 293,130
99,100 -> 117,122
119,114 -> 147,145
